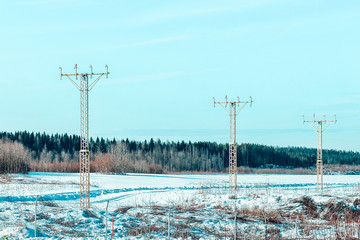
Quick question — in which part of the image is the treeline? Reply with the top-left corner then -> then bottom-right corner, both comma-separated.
0,131 -> 115,158
0,131 -> 360,174
0,139 -> 30,174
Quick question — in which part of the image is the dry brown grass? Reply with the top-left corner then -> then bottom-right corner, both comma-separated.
214,204 -> 231,213
171,221 -> 195,239
168,167 -> 315,175
40,200 -> 59,207
174,198 -> 205,213
153,210 -> 164,215
238,206 -> 285,225
0,175 -> 14,184
55,218 -> 76,228
323,164 -> 360,174
204,226 -> 232,238
134,211 -> 147,219
114,206 -> 132,214
125,222 -> 165,238
293,196 -> 319,218
244,167 -> 314,175
167,171 -> 226,175
175,203 -> 205,213
30,161 -> 79,173
173,214 -> 187,220
83,209 -> 99,219
37,212 -> 50,220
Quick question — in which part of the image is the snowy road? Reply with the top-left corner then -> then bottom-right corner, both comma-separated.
1,172 -> 359,204
1,172 -> 359,203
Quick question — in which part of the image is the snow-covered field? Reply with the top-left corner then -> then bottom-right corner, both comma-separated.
1,172 -> 360,239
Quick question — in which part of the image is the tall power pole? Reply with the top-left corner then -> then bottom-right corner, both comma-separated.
59,64 -> 109,209
303,114 -> 336,191
213,96 -> 253,191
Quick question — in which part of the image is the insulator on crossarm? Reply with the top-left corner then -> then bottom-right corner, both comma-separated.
59,66 -> 62,80
74,64 -> 78,80
105,64 -> 109,78
89,65 -> 93,79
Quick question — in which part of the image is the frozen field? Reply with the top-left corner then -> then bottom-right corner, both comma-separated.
1,172 -> 360,239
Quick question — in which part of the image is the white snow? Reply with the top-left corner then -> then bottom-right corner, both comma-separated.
0,172 -> 359,239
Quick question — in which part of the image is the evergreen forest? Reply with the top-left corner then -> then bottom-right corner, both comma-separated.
0,131 -> 359,174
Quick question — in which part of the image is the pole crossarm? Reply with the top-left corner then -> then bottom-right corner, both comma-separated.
213,96 -> 253,116
303,114 -> 336,191
213,95 -> 253,192
61,72 -> 109,76
303,114 -> 337,126
59,64 -> 109,209
60,64 -> 109,91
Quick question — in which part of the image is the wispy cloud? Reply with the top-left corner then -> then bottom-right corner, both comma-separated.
12,0 -> 270,35
105,67 -> 222,85
114,72 -> 184,84
16,0 -> 64,5
73,35 -> 192,55
312,94 -> 360,109
328,94 -> 360,105
16,0 -> 89,6
128,0 -> 271,25
116,35 -> 190,49
2,34 -> 192,60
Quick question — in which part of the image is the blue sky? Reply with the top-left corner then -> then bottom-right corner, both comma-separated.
1,0 -> 359,151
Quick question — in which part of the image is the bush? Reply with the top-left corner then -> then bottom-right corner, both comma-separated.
294,196 -> 318,217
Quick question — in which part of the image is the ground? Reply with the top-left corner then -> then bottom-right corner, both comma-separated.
0,172 -> 360,239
